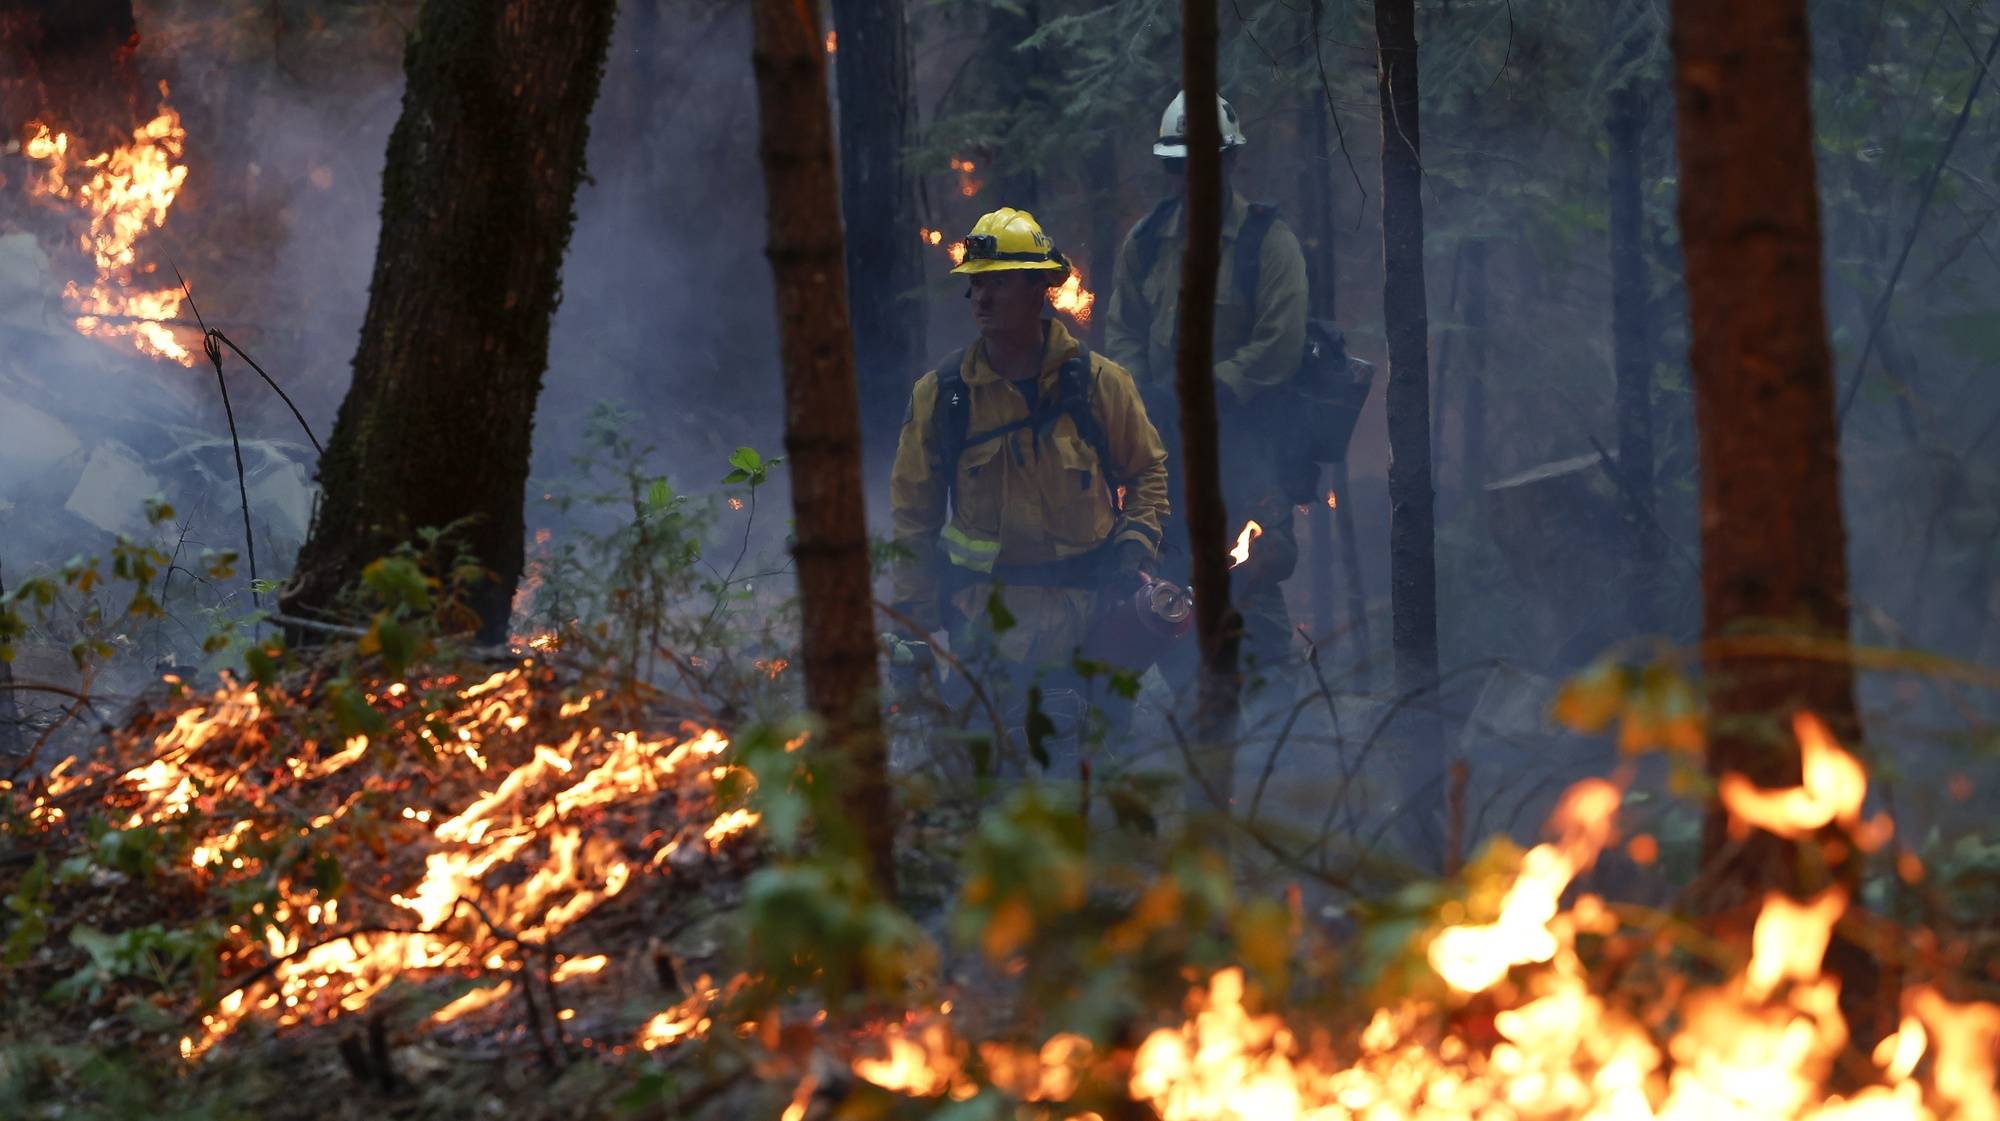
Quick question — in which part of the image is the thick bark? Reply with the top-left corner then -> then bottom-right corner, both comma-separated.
283,0 -> 615,641
1672,0 -> 1860,912
831,0 -> 924,464
750,0 -> 895,893
1175,0 -> 1242,786
1377,0 -> 1442,863
1608,0 -> 1657,636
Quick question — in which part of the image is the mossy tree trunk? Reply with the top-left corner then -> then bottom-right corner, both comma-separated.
750,0 -> 896,894
1377,0 -> 1443,866
281,0 -> 616,642
1175,0 -> 1241,794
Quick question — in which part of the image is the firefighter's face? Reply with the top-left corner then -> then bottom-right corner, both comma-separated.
967,271 -> 1049,338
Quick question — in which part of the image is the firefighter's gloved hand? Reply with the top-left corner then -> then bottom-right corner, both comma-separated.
1110,541 -> 1155,599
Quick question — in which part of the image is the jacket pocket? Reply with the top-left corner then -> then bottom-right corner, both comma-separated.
949,439 -> 1006,543
1045,435 -> 1113,548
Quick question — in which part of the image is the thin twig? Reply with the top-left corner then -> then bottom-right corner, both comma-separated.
177,268 -> 260,611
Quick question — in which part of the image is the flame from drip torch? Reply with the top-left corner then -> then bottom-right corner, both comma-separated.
1228,521 -> 1262,568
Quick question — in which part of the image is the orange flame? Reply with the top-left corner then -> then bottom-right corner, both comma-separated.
1326,489 -> 1338,510
1228,521 -> 1263,568
949,155 -> 983,198
1051,268 -> 1096,324
1719,711 -> 1868,840
20,83 -> 194,364
824,30 -> 837,53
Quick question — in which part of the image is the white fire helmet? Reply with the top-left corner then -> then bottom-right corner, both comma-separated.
1153,91 -> 1248,158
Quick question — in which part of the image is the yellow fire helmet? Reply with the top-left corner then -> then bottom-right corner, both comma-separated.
950,207 -> 1070,277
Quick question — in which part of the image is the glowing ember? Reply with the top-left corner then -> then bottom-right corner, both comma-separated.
949,155 -> 983,198
824,30 -> 837,53
920,227 -> 945,245
1228,520 -> 1263,568
1326,489 -> 1339,509
854,1020 -> 975,1098
20,83 -> 194,365
1051,267 -> 1095,324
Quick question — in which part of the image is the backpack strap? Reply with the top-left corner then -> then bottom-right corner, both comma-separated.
1053,342 -> 1125,502
1235,202 -> 1279,305
930,350 -> 970,510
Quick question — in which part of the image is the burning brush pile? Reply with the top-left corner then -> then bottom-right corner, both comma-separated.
0,656 -> 765,1082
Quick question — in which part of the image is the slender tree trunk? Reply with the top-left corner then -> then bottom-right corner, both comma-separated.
0,567 -> 19,758
1175,0 -> 1241,793
983,0 -> 1044,209
1458,238 -> 1489,505
1377,0 -> 1443,864
750,0 -> 895,894
1672,0 -> 1879,1043
1299,90 -> 1340,646
1086,138 -> 1120,352
1608,0 -> 1658,636
282,0 -> 616,642
832,0 -> 924,467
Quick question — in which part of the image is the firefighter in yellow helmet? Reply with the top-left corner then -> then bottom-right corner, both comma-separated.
888,208 -> 1170,706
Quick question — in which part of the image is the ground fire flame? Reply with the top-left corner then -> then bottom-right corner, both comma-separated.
20,82 -> 194,365
846,715 -> 1997,1121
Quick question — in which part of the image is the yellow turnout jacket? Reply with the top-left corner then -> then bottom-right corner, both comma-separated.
889,319 -> 1169,663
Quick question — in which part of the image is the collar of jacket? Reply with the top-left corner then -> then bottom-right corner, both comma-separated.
961,317 -> 1082,388
1162,190 -> 1253,247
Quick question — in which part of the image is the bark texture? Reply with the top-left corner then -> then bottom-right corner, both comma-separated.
1671,0 -> 1873,1038
1175,0 -> 1243,782
1377,0 -> 1442,861
282,0 -> 615,641
831,0 -> 924,464
1608,0 -> 1657,636
750,0 -> 895,893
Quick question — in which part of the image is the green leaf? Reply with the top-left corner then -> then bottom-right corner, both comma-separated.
1025,687 -> 1055,770
727,446 -> 764,473
720,468 -> 751,484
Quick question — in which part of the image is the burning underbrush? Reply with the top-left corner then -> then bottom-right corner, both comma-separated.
0,655 -> 766,1079
2,633 -> 1996,1121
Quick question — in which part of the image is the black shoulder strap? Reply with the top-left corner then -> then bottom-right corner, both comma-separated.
1131,196 -> 1181,292
930,350 -> 970,506
1055,343 -> 1124,492
1235,202 -> 1279,304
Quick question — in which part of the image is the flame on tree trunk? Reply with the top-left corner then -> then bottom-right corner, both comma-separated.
1670,0 -> 1880,1039
1377,0 -> 1444,866
749,0 -> 895,894
1174,0 -> 1241,793
282,0 -> 616,642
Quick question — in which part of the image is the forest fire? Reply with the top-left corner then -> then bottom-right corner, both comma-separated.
1051,267 -> 1096,324
847,720 -> 1998,1121
949,155 -> 983,198
14,665 -> 755,1060
19,83 -> 194,365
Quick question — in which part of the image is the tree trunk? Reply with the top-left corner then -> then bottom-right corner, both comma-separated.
750,0 -> 895,894
1608,0 -> 1657,636
832,0 -> 924,467
1458,238 -> 1489,506
1377,0 -> 1443,865
1672,0 -> 1877,1042
281,0 -> 616,643
982,0 -> 1044,210
1086,138 -> 1120,352
1299,89 -> 1339,647
1175,0 -> 1241,793
0,566 -> 20,758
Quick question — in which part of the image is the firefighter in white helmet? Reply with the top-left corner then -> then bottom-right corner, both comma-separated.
1105,92 -> 1310,694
